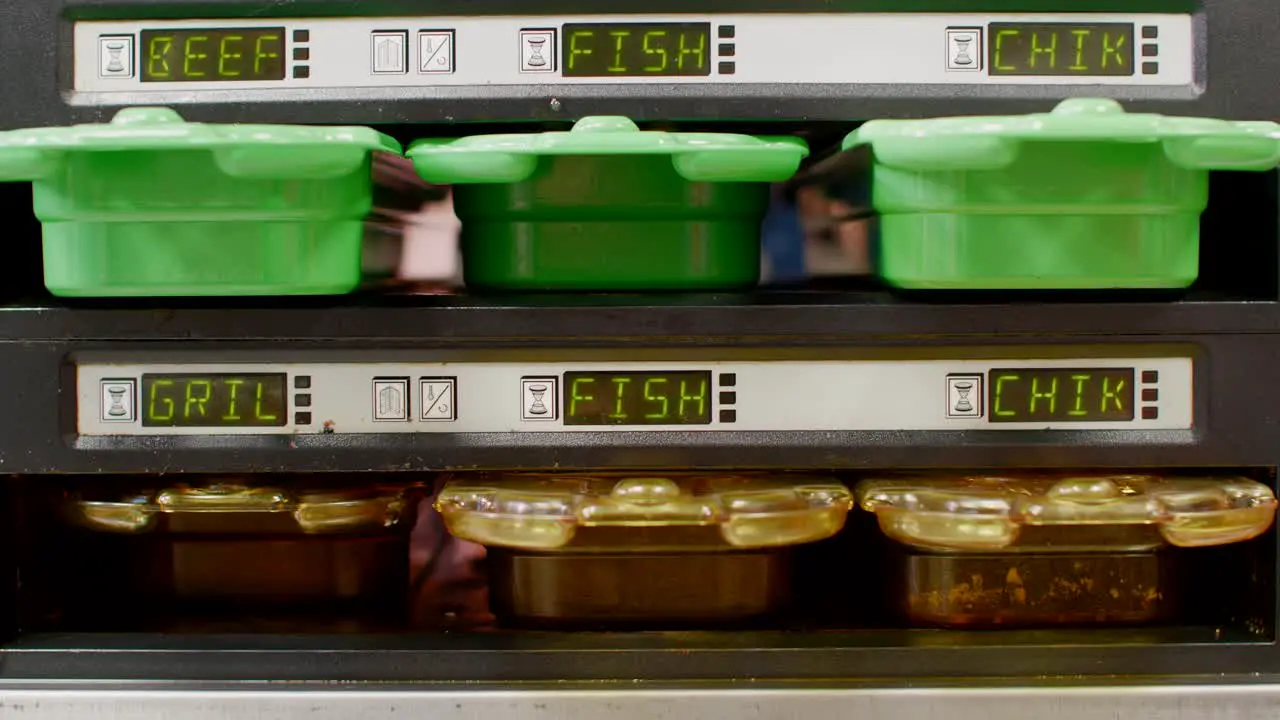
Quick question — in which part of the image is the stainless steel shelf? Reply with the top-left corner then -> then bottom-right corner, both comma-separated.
2,685 -> 1280,720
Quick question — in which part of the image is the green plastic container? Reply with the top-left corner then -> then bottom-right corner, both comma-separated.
0,107 -> 400,297
844,99 -> 1280,290
406,117 -> 808,291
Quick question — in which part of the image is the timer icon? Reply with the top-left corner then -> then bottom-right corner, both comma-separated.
104,41 -> 127,73
106,386 -> 129,417
952,381 -> 975,413
520,377 -> 559,421
527,384 -> 549,415
945,27 -> 984,72
526,37 -> 548,68
520,29 -> 557,73
97,35 -> 135,79
99,378 -> 137,423
945,374 -> 984,419
952,36 -> 975,67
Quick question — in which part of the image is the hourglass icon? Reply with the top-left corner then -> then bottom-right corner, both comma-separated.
947,376 -> 982,418
99,36 -> 133,78
946,29 -> 982,71
528,384 -> 549,415
522,378 -> 558,420
527,37 -> 548,67
100,380 -> 135,422
106,387 -> 128,417
953,36 -> 975,66
520,30 -> 555,73
105,42 -> 127,73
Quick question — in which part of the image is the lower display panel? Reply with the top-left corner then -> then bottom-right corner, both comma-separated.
75,354 -> 1194,436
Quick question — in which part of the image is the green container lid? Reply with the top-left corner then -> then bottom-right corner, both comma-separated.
0,107 -> 400,297
408,116 -> 807,184
406,117 -> 807,291
844,99 -> 1280,290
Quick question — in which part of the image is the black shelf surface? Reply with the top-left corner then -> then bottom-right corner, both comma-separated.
1,292 -> 1279,342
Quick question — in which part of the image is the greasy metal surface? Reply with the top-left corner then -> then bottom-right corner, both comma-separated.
1,627 -> 1273,681
5,685 -> 1280,720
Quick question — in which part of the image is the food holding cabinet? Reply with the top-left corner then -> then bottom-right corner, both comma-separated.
0,0 -> 1279,719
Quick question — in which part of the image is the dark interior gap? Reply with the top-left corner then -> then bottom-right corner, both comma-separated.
4,467 -> 1273,647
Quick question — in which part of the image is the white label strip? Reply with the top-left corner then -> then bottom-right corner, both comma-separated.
73,13 -> 1193,93
76,358 -> 1192,436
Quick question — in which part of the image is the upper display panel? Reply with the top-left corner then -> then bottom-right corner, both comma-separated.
73,12 -> 1193,96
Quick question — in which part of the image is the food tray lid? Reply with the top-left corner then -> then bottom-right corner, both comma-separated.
405,116 -> 809,184
435,472 -> 852,551
856,474 -> 1277,552
843,98 -> 1280,172
69,482 -> 412,535
0,107 -> 401,181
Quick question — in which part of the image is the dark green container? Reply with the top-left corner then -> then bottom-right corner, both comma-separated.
407,117 -> 807,291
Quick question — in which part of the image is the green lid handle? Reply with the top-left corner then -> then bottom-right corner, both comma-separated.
111,106 -> 186,126
214,147 -> 373,179
0,148 -> 62,181
410,149 -> 540,184
572,116 -> 641,133
1163,131 -> 1280,171
674,134 -> 808,182
673,145 -> 807,182
1051,97 -> 1127,117
849,135 -> 1021,172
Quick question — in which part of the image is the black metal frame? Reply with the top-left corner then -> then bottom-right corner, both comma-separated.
2,0 -> 1280,690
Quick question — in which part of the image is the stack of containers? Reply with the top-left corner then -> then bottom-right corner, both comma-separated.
407,116 -> 809,291
434,472 -> 852,628
845,98 -> 1280,290
0,107 -> 399,296
63,480 -> 420,625
855,473 -> 1277,628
